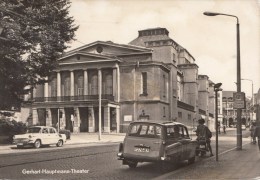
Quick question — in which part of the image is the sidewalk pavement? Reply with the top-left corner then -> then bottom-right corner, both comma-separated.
155,139 -> 260,180
66,132 -> 125,145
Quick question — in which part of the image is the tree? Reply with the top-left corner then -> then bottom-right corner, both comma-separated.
0,0 -> 78,110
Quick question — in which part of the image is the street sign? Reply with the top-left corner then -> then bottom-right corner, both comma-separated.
233,92 -> 246,109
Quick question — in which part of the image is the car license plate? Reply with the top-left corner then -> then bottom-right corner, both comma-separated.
199,145 -> 206,148
134,147 -> 150,153
17,143 -> 23,146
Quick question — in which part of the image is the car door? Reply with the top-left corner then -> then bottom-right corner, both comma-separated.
41,127 -> 50,144
49,127 -> 58,144
182,126 -> 196,159
164,125 -> 183,160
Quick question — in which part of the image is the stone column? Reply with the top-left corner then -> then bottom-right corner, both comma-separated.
88,107 -> 95,132
84,69 -> 88,95
116,106 -> 120,133
116,64 -> 120,103
70,70 -> 74,97
73,107 -> 80,133
113,68 -> 117,98
57,71 -> 61,100
44,77 -> 49,101
104,106 -> 110,133
98,69 -> 102,134
59,108 -> 65,130
46,108 -> 52,126
32,108 -> 38,125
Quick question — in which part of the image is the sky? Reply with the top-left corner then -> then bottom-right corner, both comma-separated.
67,0 -> 260,99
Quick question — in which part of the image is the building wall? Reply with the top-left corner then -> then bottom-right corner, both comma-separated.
27,27 -> 216,133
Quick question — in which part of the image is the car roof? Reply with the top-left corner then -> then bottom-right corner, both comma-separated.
129,121 -> 185,127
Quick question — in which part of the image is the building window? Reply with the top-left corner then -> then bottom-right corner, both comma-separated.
141,72 -> 148,96
90,74 -> 98,95
163,107 -> 166,117
178,112 -> 182,119
77,75 -> 83,96
163,75 -> 166,97
188,114 -> 191,120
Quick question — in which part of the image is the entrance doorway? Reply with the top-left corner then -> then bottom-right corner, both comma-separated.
94,107 -> 104,132
79,107 -> 88,132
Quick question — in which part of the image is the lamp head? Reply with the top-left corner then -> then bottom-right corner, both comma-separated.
203,11 -> 220,16
214,83 -> 222,89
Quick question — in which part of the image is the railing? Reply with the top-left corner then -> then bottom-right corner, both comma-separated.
33,95 -> 114,102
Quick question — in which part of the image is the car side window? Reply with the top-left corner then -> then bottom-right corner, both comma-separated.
49,128 -> 56,134
167,125 -> 182,139
182,126 -> 190,138
42,128 -> 48,134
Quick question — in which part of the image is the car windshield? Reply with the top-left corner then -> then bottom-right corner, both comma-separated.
27,127 -> 41,133
128,124 -> 162,138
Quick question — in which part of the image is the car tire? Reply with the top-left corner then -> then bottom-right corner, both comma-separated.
56,140 -> 63,147
128,162 -> 137,168
34,140 -> 41,148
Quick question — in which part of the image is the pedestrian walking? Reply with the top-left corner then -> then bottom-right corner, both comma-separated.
218,122 -> 221,134
253,121 -> 260,150
223,124 -> 226,134
250,122 -> 257,144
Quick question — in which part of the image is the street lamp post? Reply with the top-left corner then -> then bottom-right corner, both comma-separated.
241,78 -> 254,122
214,83 -> 222,161
204,11 -> 242,150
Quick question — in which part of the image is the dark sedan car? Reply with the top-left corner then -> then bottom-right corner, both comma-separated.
117,121 -> 197,168
59,129 -> 71,140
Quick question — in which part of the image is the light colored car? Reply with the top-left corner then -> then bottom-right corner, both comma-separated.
13,126 -> 66,148
117,121 -> 197,169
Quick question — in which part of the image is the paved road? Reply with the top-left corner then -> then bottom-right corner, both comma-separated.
0,129 -> 253,179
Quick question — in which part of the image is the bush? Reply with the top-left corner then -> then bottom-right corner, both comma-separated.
0,118 -> 27,143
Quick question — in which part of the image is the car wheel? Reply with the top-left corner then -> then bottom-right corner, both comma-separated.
188,156 -> 195,164
56,140 -> 63,147
128,162 -> 138,168
34,140 -> 41,148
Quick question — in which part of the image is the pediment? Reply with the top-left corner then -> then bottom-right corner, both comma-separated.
63,41 -> 152,57
59,52 -> 118,64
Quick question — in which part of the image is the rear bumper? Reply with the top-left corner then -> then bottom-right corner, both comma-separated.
118,153 -> 162,162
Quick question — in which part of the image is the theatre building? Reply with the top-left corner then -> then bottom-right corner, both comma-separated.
28,27 -> 215,133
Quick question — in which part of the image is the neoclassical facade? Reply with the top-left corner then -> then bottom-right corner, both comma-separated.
29,27 -> 216,133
